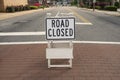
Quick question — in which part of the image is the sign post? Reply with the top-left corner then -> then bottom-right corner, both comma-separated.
46,17 -> 75,68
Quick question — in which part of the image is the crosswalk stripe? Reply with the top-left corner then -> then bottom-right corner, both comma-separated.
0,32 -> 45,36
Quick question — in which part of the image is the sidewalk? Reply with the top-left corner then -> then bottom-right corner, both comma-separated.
0,43 -> 120,80
95,9 -> 120,16
0,9 -> 45,20
80,8 -> 120,16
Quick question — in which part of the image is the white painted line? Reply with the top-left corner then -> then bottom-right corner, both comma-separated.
0,31 -> 45,36
73,41 -> 120,45
0,41 -> 120,45
55,11 -> 60,17
60,12 -> 75,17
68,12 -> 74,15
60,12 -> 73,15
0,41 -> 71,45
0,41 -> 47,45
46,13 -> 52,17
75,22 -> 93,25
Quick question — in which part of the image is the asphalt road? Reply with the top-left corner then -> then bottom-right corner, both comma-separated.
0,6 -> 120,43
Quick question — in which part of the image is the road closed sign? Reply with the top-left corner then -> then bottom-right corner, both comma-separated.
46,18 -> 75,40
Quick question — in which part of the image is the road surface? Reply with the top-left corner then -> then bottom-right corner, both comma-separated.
0,6 -> 120,43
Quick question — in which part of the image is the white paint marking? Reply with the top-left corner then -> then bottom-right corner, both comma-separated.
0,41 -> 47,45
0,41 -> 120,45
0,31 -> 45,36
55,11 -> 60,17
73,41 -> 120,45
60,12 -> 74,15
75,22 -> 93,25
46,13 -> 52,16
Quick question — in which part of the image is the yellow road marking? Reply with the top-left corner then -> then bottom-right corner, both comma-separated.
67,8 -> 91,23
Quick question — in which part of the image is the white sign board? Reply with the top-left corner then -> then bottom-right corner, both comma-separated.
46,18 -> 75,40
